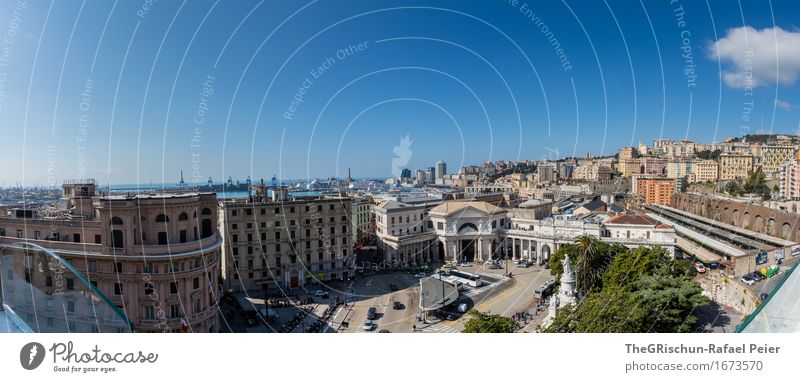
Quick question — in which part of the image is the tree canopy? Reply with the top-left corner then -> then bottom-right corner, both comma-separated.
461,310 -> 517,333
543,246 -> 706,333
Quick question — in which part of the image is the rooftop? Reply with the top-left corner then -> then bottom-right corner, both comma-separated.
428,200 -> 504,215
605,212 -> 662,226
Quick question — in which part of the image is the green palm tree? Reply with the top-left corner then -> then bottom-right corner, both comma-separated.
572,235 -> 599,293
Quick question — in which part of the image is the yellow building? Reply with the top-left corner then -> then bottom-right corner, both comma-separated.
693,159 -> 719,183
719,154 -> 753,180
619,159 -> 642,177
619,147 -> 638,161
760,145 -> 795,175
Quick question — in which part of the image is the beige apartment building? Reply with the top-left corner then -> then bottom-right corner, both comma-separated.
618,147 -> 638,161
0,180 -> 222,333
219,188 -> 353,293
666,160 -> 693,180
618,159 -> 642,177
373,199 -> 440,265
693,159 -> 719,182
759,145 -> 795,175
719,153 -> 754,180
351,196 -> 374,246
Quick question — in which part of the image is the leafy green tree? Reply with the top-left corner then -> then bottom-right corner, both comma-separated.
633,275 -> 708,332
544,246 -> 706,333
461,310 -> 516,333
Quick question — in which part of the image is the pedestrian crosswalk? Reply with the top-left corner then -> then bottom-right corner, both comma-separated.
418,322 -> 461,333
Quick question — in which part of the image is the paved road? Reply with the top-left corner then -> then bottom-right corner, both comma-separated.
419,263 -> 554,333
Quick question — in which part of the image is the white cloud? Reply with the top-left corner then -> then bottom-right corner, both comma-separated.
709,26 -> 800,88
775,99 -> 793,110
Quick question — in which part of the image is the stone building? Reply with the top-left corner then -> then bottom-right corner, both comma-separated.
219,188 -> 353,292
0,180 -> 222,333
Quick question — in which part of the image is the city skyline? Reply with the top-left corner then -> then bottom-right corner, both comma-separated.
1,1 -> 800,184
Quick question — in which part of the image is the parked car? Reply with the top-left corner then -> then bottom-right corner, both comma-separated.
459,262 -> 471,267
414,272 -> 426,278
367,307 -> 377,320
517,261 -> 531,268
751,272 -> 765,281
389,284 -> 399,291
740,275 -> 755,286
313,290 -> 328,297
392,301 -> 403,310
693,263 -> 706,273
363,320 -> 375,331
707,262 -> 721,269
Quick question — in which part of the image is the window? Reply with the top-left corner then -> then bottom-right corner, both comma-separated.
66,278 -> 75,290
114,262 -> 123,273
112,230 -> 124,248
144,283 -> 154,295
178,212 -> 188,221
202,208 -> 211,215
193,277 -> 200,290
156,214 -> 169,223
231,210 -> 238,216
158,232 -> 168,245
232,234 -> 238,242
180,230 -> 187,243
89,261 -> 97,272
144,306 -> 155,320
73,233 -> 81,243
16,229 -> 22,238
45,275 -> 53,287
114,283 -> 123,295
170,282 -> 179,294
95,234 -> 102,244
194,299 -> 202,314
170,304 -> 181,319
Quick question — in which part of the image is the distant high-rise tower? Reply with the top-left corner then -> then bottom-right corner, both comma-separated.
435,161 -> 447,179
178,170 -> 186,188
427,167 -> 435,181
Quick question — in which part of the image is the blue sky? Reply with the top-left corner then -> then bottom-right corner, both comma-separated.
1,0 -> 799,186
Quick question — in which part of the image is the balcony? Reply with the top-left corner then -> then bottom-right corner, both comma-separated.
0,242 -> 133,333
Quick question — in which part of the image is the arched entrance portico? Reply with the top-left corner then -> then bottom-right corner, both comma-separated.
460,239 -> 475,262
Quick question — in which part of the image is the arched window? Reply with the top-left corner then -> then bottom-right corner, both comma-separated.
156,214 -> 169,223
111,216 -> 123,226
458,223 -> 479,234
202,208 -> 212,215
178,212 -> 188,221
201,219 -> 213,238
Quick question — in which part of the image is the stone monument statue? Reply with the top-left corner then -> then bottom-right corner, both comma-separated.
542,254 -> 579,328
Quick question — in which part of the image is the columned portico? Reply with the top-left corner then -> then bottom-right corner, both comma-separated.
429,201 -> 508,264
